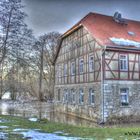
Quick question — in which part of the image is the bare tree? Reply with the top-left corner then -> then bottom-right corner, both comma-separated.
32,32 -> 61,101
0,0 -> 27,64
0,0 -> 35,100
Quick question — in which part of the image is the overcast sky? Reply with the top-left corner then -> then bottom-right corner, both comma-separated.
22,0 -> 140,36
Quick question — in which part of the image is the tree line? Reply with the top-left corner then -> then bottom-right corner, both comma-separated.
0,0 -> 61,101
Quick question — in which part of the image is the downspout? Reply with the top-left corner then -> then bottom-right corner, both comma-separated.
101,46 -> 106,123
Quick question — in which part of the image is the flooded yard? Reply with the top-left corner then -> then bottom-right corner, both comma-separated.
0,100 -> 94,139
0,100 -> 96,127
0,115 -> 90,140
0,100 -> 140,140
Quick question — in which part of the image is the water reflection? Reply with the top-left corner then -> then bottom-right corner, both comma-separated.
0,100 -> 96,127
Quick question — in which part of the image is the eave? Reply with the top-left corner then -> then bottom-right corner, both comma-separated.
106,46 -> 140,53
53,24 -> 83,64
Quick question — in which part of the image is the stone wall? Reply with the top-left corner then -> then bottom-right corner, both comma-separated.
103,80 -> 140,122
54,82 -> 102,123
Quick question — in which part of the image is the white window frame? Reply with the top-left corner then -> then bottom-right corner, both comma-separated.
89,88 -> 94,105
71,62 -> 75,75
79,59 -> 84,73
89,56 -> 94,72
79,88 -> 84,104
64,63 -> 67,76
120,88 -> 129,106
119,54 -> 128,71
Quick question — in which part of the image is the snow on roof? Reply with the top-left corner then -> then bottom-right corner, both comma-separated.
110,37 -> 140,48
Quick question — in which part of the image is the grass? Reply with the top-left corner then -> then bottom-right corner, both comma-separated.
0,115 -> 140,139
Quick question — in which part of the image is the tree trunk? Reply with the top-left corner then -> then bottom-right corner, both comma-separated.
0,62 -> 4,99
39,45 -> 44,101
50,65 -> 55,99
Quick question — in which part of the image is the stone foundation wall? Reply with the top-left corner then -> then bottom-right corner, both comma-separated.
54,80 -> 140,123
54,82 -> 102,123
104,81 -> 140,122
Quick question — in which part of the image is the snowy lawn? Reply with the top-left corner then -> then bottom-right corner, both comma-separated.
0,115 -> 140,140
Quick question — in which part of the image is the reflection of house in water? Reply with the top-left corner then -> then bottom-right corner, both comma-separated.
0,101 -> 94,127
54,12 -> 140,123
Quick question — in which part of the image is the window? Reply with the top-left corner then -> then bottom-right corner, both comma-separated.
64,89 -> 68,103
89,88 -> 94,105
57,65 -> 61,77
120,88 -> 129,106
89,56 -> 94,72
58,89 -> 61,101
79,59 -> 84,73
68,91 -> 72,103
71,62 -> 75,75
64,63 -> 67,76
71,89 -> 75,103
79,88 -> 84,104
119,54 -> 128,71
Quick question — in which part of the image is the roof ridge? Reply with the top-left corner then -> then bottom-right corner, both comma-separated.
91,12 -> 140,23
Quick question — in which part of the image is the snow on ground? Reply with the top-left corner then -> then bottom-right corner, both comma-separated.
12,128 -> 92,140
110,37 -> 140,47
28,118 -> 38,122
0,132 -> 7,139
53,131 -> 64,134
21,130 -> 87,140
13,128 -> 29,132
0,126 -> 9,129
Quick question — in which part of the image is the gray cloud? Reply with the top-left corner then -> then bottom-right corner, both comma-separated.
22,0 -> 140,36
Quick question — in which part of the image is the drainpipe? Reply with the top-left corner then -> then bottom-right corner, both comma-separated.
101,46 -> 106,124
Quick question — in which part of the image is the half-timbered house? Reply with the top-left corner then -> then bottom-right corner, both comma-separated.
54,12 -> 140,123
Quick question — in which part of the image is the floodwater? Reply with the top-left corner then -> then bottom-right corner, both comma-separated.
0,100 -> 96,127
0,100 -> 139,140
0,100 -> 97,140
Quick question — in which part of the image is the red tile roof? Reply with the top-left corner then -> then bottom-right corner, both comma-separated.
63,12 -> 140,48
54,12 -> 140,63
80,13 -> 140,47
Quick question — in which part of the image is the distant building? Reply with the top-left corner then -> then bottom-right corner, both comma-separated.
54,12 -> 140,123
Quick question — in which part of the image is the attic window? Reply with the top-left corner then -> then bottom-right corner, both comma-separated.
128,31 -> 135,36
